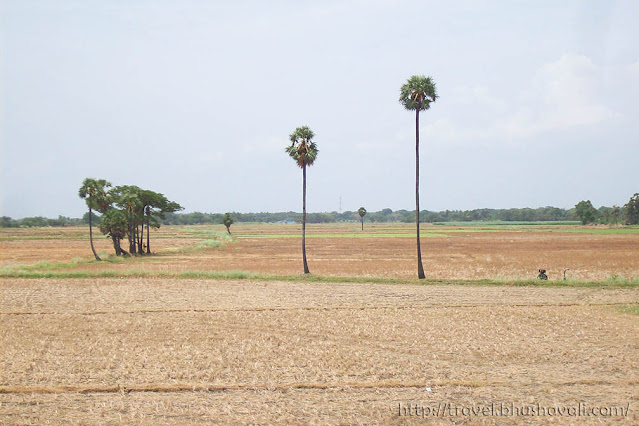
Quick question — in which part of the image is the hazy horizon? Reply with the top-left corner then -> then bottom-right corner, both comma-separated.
1,202 -> 621,221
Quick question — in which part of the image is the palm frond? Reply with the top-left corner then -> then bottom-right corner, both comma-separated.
399,75 -> 438,111
286,126 -> 319,168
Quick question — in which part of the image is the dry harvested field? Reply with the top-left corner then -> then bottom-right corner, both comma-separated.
1,223 -> 639,281
1,223 -> 638,423
1,278 -> 638,424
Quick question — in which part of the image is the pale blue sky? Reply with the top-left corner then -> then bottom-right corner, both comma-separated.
1,0 -> 638,218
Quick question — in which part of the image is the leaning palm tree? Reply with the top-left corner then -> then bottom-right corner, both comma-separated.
399,75 -> 438,279
285,126 -> 318,274
78,178 -> 111,261
358,207 -> 367,231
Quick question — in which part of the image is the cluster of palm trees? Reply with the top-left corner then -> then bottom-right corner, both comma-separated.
287,75 -> 438,278
78,178 -> 182,259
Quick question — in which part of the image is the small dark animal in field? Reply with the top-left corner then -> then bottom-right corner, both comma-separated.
537,269 -> 548,280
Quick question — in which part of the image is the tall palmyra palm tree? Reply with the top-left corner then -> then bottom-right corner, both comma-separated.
358,207 -> 367,231
399,75 -> 438,279
78,178 -> 111,261
285,126 -> 318,274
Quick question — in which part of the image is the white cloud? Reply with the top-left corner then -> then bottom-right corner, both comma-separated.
532,53 -> 616,130
420,54 -> 619,146
450,86 -> 506,111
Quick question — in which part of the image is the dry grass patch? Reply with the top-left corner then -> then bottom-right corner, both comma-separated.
1,278 -> 638,423
3,223 -> 639,281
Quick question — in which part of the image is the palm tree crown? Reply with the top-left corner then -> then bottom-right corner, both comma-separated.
286,126 -> 318,168
399,75 -> 438,111
78,178 -> 111,210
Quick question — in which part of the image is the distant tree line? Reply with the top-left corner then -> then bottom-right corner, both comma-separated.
3,195 -> 638,229
160,206 -> 580,225
574,194 -> 639,225
159,202 -> 637,225
0,215 -> 89,228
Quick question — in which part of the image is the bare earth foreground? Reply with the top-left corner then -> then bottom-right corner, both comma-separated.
1,278 -> 638,424
1,224 -> 638,423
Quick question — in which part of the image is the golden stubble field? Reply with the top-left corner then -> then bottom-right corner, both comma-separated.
2,222 -> 639,281
1,279 -> 639,424
1,223 -> 638,423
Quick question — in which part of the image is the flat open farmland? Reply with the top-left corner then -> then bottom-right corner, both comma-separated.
1,278 -> 638,424
1,223 -> 638,423
2,223 -> 638,281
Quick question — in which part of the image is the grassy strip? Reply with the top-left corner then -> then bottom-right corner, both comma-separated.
237,233 -> 449,238
0,268 -> 637,289
0,235 -> 85,241
166,232 -> 235,254
3,256 -> 126,272
549,228 -> 639,234
613,304 -> 639,316
237,228 -> 639,237
433,221 -> 582,226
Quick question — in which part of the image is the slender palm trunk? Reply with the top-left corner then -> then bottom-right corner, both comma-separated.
146,212 -> 151,254
302,163 -> 310,274
361,217 -> 364,231
139,222 -> 144,254
416,109 -> 425,279
88,198 -> 101,261
128,210 -> 136,254
135,225 -> 140,253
